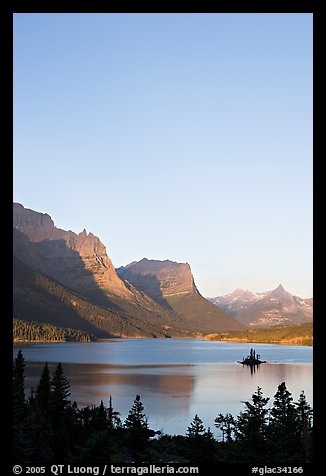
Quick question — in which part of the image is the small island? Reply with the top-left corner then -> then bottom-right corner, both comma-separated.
239,348 -> 266,366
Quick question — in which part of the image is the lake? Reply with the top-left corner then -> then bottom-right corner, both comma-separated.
13,338 -> 313,437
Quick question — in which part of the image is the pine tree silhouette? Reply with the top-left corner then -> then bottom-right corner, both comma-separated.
295,391 -> 313,462
49,363 -> 71,460
50,362 -> 70,415
108,395 -> 121,430
214,413 -> 235,442
268,382 -> 303,463
13,350 -> 26,427
235,386 -> 270,462
187,414 -> 206,438
13,350 -> 26,462
36,362 -> 51,414
124,395 -> 152,463
124,395 -> 149,432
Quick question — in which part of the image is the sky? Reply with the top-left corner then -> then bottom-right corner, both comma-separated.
13,13 -> 313,298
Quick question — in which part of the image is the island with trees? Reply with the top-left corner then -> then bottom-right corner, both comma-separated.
13,350 -> 313,465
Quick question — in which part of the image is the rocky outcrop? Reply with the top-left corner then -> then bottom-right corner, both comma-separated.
13,203 -> 59,241
118,258 -> 199,306
13,203 -> 132,303
117,258 -> 244,332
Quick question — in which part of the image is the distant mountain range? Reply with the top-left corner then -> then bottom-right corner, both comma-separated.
208,285 -> 313,327
13,203 -> 243,338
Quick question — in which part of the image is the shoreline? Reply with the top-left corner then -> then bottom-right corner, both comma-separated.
203,337 -> 312,346
13,336 -> 313,346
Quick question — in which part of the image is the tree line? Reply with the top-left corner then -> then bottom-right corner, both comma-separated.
205,322 -> 312,346
13,318 -> 93,342
13,351 -> 313,465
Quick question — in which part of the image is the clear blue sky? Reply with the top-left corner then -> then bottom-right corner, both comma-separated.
13,13 -> 313,298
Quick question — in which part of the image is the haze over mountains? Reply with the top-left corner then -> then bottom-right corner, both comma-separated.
13,203 -> 242,337
209,285 -> 313,327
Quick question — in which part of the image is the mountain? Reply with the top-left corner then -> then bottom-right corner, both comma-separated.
117,259 -> 244,333
14,228 -> 193,337
208,288 -> 265,316
117,258 -> 199,305
209,284 -> 313,327
13,204 -> 189,337
13,203 -> 131,304
13,203 -> 241,336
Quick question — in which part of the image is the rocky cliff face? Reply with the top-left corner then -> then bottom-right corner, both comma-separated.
117,258 -> 244,332
117,258 -> 199,306
13,203 -> 131,302
13,203 -> 62,241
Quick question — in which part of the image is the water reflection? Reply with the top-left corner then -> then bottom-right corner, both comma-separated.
23,361 -> 312,437
16,340 -> 312,437
241,363 -> 260,375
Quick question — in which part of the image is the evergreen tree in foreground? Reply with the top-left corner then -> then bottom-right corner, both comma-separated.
235,386 -> 270,463
124,395 -> 153,462
268,382 -> 302,463
295,391 -> 313,463
13,350 -> 26,427
214,413 -> 235,442
124,395 -> 149,432
13,350 -> 27,461
36,362 -> 51,414
186,415 -> 217,463
187,414 -> 206,438
13,353 -> 313,465
50,362 -> 71,416
108,395 -> 122,430
49,363 -> 71,461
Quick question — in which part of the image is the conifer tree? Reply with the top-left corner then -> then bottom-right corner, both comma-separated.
186,415 -> 217,463
295,390 -> 313,431
214,413 -> 235,442
295,391 -> 313,462
235,386 -> 270,462
268,382 -> 302,463
13,349 -> 26,426
270,382 -> 296,423
93,400 -> 108,431
13,350 -> 27,461
108,395 -> 122,430
124,395 -> 151,463
36,362 -> 51,414
49,363 -> 71,460
187,414 -> 206,439
124,395 -> 149,432
50,362 -> 70,415
204,427 -> 215,441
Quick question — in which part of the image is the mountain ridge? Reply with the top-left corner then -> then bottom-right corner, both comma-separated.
117,259 -> 244,333
209,285 -> 313,327
13,203 -> 242,336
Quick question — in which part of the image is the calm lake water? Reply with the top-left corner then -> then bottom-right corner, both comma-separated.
14,339 -> 313,437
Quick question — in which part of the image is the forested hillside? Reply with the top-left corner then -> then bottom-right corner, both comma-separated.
205,322 -> 312,346
13,318 -> 93,342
